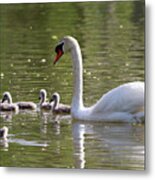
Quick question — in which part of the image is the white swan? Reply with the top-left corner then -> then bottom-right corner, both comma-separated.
50,92 -> 71,114
0,92 -> 19,112
39,89 -> 53,110
53,36 -> 144,122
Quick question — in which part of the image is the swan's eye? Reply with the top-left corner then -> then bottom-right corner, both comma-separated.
55,42 -> 64,54
54,42 -> 64,64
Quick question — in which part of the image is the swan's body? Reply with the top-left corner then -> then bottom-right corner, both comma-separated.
50,92 -> 71,114
53,36 -> 144,122
39,89 -> 53,110
0,126 -> 8,140
0,92 -> 19,112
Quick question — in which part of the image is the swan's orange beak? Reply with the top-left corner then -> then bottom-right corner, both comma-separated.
53,50 -> 63,65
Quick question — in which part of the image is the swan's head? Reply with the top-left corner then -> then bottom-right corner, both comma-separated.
2,92 -> 12,103
54,36 -> 78,64
39,89 -> 47,101
0,126 -> 8,139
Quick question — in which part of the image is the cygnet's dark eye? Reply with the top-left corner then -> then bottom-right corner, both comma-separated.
52,95 -> 57,100
2,94 -> 7,102
55,42 -> 64,53
0,129 -> 4,137
50,95 -> 56,102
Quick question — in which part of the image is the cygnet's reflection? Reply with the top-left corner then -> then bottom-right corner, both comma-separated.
0,126 -> 9,149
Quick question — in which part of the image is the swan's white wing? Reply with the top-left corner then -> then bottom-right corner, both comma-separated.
91,81 -> 144,114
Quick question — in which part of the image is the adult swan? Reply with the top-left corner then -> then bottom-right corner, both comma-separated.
53,36 -> 144,122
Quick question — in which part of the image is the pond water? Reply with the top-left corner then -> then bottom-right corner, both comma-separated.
0,1 -> 145,170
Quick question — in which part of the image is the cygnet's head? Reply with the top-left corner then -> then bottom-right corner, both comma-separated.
53,36 -> 79,64
50,92 -> 60,103
2,92 -> 12,103
39,89 -> 47,101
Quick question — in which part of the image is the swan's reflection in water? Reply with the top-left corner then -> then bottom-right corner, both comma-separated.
39,111 -> 87,168
72,121 -> 144,169
72,122 -> 86,169
0,110 -> 144,169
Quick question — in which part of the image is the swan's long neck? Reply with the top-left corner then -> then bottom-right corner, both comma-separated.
71,42 -> 84,110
